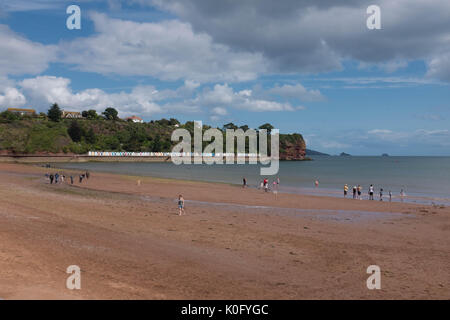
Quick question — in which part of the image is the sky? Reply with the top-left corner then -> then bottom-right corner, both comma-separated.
0,0 -> 449,156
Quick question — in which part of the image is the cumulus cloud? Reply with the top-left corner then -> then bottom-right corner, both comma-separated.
146,0 -> 450,79
19,76 -> 163,117
268,83 -> 324,101
0,87 -> 26,107
59,12 -> 267,82
4,75 -> 301,119
192,83 -> 297,112
0,24 -> 56,76
427,51 -> 450,82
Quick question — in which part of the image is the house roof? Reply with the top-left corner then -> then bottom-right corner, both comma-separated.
62,111 -> 81,114
7,108 -> 36,113
126,115 -> 143,120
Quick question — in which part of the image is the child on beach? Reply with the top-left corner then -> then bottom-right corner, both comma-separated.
369,185 -> 374,200
178,195 -> 185,216
357,185 -> 362,200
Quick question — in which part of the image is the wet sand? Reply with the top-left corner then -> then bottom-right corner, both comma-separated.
0,163 -> 448,299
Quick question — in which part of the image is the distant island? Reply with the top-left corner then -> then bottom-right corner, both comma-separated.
305,149 -> 330,156
382,153 -> 389,157
339,152 -> 351,157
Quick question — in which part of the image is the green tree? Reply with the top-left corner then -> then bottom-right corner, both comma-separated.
151,135 -> 162,152
223,122 -> 238,131
239,124 -> 250,131
169,118 -> 180,125
258,123 -> 274,133
84,127 -> 96,144
102,107 -> 119,121
82,109 -> 98,120
0,110 -> 20,122
47,103 -> 62,122
67,120 -> 83,142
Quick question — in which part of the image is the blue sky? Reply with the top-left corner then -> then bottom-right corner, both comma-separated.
0,0 -> 449,155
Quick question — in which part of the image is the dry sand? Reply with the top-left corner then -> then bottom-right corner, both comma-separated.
0,163 -> 448,299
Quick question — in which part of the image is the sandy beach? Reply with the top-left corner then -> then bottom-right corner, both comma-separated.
0,162 -> 448,299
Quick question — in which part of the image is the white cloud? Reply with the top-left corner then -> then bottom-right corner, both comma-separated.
147,0 -> 450,80
427,51 -> 450,82
0,87 -> 26,107
193,83 -> 297,112
0,24 -> 56,76
19,76 -> 164,117
211,107 -> 227,116
268,83 -> 324,101
59,13 -> 267,82
14,76 -> 300,118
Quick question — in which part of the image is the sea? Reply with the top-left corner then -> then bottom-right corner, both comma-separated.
55,156 -> 450,206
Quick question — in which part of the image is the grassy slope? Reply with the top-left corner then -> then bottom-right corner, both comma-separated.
0,119 -> 306,157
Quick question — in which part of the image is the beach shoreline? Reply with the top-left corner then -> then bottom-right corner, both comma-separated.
0,162 -> 448,299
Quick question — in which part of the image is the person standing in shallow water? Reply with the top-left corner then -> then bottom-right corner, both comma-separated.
178,195 -> 185,216
369,184 -> 374,200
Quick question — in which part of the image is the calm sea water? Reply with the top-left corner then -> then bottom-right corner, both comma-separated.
55,156 -> 450,205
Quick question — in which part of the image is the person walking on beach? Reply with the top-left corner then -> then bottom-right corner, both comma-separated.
352,186 -> 357,199
178,195 -> 185,216
55,173 -> 59,184
86,171 -> 90,180
49,174 -> 54,184
263,178 -> 268,192
389,190 -> 392,202
357,185 -> 362,200
400,189 -> 405,202
344,184 -> 348,198
379,188 -> 384,201
243,177 -> 247,188
369,184 -> 374,200
79,174 -> 83,183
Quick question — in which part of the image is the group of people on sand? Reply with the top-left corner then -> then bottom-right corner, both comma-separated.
254,177 -> 280,193
344,184 -> 405,202
45,171 -> 90,185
